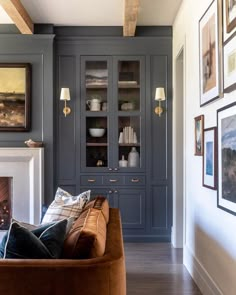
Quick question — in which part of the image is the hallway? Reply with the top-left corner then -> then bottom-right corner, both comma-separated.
125,243 -> 202,295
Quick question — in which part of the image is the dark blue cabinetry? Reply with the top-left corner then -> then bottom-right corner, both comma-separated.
55,28 -> 172,241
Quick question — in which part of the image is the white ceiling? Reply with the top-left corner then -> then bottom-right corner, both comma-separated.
0,0 -> 182,26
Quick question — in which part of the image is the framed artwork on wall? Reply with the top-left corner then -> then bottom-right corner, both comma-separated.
0,63 -> 31,132
223,32 -> 236,92
217,102 -> 236,215
225,0 -> 236,34
199,0 -> 220,106
203,127 -> 217,189
194,115 -> 204,156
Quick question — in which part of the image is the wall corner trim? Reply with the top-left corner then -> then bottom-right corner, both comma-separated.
183,245 -> 223,295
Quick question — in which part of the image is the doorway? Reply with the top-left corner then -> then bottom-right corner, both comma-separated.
172,47 -> 184,248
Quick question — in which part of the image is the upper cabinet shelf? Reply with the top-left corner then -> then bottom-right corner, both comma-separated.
118,83 -> 140,89
86,84 -> 108,89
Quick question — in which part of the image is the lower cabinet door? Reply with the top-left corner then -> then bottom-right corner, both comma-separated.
80,187 -> 145,230
113,189 -> 145,229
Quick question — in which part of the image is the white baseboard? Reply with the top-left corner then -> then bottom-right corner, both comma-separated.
183,245 -> 223,295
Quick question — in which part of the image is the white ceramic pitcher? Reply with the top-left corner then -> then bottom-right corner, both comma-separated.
87,98 -> 101,111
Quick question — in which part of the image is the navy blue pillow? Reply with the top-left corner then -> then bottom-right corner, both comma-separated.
0,219 -> 68,259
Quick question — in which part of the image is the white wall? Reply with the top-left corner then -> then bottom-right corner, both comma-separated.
173,0 -> 236,294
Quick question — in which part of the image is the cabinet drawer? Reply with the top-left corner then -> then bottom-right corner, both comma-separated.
124,175 -> 145,185
103,175 -> 124,185
81,176 -> 103,186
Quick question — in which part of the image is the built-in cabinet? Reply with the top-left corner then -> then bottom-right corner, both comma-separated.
55,28 -> 172,241
80,56 -> 146,235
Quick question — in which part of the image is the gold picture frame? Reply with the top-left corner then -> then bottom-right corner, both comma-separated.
0,63 -> 31,131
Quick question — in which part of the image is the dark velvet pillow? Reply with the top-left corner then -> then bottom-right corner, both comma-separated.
0,219 -> 68,259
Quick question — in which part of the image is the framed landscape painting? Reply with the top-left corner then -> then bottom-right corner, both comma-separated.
0,63 -> 31,131
194,115 -> 204,156
199,0 -> 220,106
203,127 -> 217,189
217,102 -> 236,215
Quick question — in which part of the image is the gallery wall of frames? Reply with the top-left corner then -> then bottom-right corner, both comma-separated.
195,0 -> 236,216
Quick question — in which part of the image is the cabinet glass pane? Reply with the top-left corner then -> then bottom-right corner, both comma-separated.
85,61 -> 108,112
86,117 -> 107,167
118,116 -> 141,168
118,61 -> 140,111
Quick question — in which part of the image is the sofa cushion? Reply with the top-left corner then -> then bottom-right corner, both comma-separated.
82,196 -> 109,224
0,219 -> 68,259
63,207 -> 107,259
41,188 -> 90,224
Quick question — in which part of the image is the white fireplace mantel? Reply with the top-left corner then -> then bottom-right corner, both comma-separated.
0,148 -> 44,240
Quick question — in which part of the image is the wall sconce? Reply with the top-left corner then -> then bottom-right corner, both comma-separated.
60,88 -> 71,117
154,87 -> 166,116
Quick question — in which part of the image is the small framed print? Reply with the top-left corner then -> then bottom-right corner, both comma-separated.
203,127 -> 217,189
223,32 -> 236,92
199,0 -> 220,106
217,102 -> 236,215
194,115 -> 204,156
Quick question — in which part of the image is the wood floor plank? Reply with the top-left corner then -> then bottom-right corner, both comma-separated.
125,243 -> 202,295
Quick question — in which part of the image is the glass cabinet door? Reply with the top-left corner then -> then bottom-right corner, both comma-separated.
114,58 -> 145,171
81,57 -> 111,171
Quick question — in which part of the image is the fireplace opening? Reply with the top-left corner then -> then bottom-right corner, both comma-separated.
0,177 -> 12,230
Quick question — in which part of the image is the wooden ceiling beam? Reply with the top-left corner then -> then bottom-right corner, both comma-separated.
0,0 -> 33,34
123,0 -> 139,37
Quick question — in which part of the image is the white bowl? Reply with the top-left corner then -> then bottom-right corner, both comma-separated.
89,128 -> 105,137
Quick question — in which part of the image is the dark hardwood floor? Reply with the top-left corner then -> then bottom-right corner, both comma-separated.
125,243 -> 202,295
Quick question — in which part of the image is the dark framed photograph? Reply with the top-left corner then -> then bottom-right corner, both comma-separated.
0,63 -> 31,131
223,32 -> 236,92
203,127 -> 217,189
199,0 -> 220,106
217,102 -> 236,215
194,115 -> 204,156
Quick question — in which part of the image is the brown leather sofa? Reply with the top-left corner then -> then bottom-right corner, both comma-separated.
0,208 -> 126,295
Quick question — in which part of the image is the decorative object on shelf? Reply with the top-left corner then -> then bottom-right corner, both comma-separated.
87,96 -> 102,111
154,87 -> 166,116
121,102 -> 134,111
128,147 -> 140,167
85,69 -> 108,86
223,32 -> 236,92
203,127 -> 217,190
119,155 -> 128,167
194,115 -> 204,156
217,102 -> 236,215
0,63 -> 31,132
119,132 -> 124,143
199,0 -> 220,106
96,159 -> 104,167
121,126 -> 137,144
60,88 -> 71,117
102,102 -> 108,111
89,128 -> 105,137
24,139 -> 43,148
